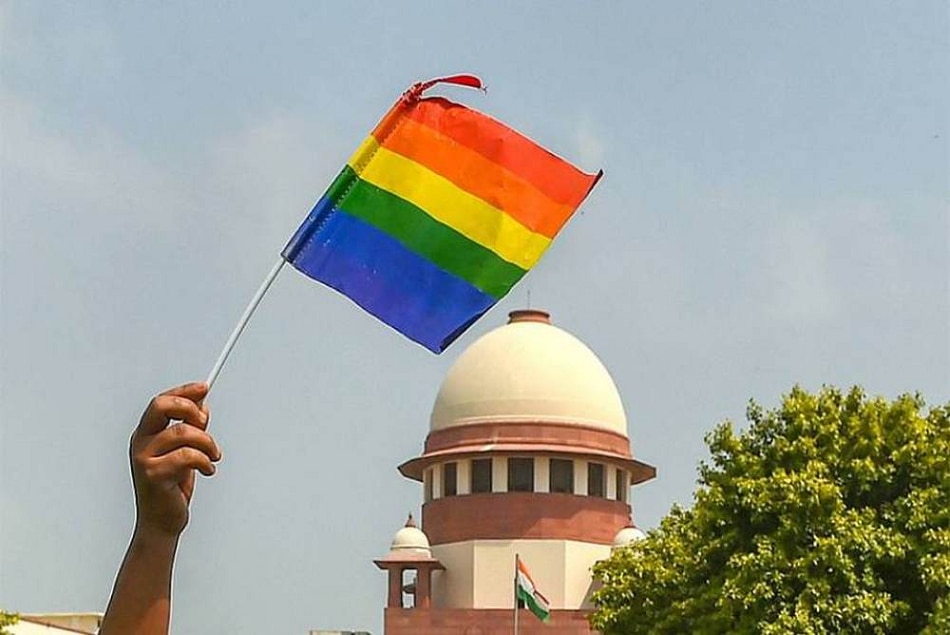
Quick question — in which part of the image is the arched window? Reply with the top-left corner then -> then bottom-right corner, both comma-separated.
588,462 -> 606,498
471,458 -> 492,493
424,468 -> 434,502
507,457 -> 534,492
549,458 -> 574,493
442,462 -> 458,497
615,468 -> 627,502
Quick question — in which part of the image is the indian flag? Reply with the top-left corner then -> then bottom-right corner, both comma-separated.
516,556 -> 551,622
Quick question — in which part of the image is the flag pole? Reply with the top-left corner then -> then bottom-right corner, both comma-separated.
514,553 -> 520,635
205,257 -> 286,391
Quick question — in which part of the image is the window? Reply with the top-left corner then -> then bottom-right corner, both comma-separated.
424,468 -> 434,502
588,462 -> 605,497
549,458 -> 574,493
508,458 -> 534,492
615,469 -> 626,502
471,458 -> 493,493
442,462 -> 457,497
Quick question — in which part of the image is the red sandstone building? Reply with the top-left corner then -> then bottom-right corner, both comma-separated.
376,310 -> 655,634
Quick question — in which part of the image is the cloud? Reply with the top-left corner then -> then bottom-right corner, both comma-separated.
0,3 -> 122,89
761,214 -> 842,325
1,92 -> 188,237
573,117 -> 607,168
1,86 -> 345,261
204,112 -> 344,240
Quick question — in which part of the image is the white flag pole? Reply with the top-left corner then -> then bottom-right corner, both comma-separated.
514,553 -> 520,635
205,257 -> 286,391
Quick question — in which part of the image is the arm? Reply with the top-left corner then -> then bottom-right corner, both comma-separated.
100,382 -> 222,635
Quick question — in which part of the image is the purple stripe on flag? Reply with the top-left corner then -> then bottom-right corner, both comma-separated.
284,209 -> 496,352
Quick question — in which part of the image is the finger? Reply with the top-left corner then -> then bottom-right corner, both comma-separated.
159,381 -> 208,398
138,395 -> 206,435
176,384 -> 211,431
148,423 -> 222,462
138,390 -> 209,436
194,401 -> 212,432
147,447 -> 216,479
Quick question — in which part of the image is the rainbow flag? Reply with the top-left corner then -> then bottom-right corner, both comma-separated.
282,75 -> 602,352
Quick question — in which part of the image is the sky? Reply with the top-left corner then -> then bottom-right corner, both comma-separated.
1,2 -> 947,633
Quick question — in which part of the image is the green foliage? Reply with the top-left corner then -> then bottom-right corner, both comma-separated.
592,386 -> 950,634
0,611 -> 18,635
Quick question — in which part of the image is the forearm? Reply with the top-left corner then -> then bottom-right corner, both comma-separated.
104,382 -> 218,634
100,527 -> 179,635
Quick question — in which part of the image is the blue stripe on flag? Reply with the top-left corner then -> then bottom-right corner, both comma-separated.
284,208 -> 496,353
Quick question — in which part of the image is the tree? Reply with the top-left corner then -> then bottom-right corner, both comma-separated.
592,386 -> 950,634
0,611 -> 18,635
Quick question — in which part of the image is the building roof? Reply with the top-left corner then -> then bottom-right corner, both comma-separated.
12,613 -> 102,635
375,514 -> 444,568
390,514 -> 431,554
430,310 -> 628,436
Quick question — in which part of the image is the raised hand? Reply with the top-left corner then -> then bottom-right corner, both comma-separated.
101,382 -> 223,635
131,382 -> 221,537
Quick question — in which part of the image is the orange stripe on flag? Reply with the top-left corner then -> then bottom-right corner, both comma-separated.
378,117 -> 575,239
517,556 -> 537,587
404,97 -> 600,211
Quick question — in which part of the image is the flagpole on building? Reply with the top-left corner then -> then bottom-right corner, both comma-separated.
514,553 -> 520,635
206,257 -> 286,391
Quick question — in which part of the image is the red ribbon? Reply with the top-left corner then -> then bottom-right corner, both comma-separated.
402,74 -> 484,103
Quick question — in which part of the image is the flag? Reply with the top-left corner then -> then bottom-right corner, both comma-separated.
282,75 -> 602,353
516,555 -> 551,623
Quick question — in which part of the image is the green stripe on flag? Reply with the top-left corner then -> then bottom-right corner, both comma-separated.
334,167 -> 528,299
517,585 -> 550,622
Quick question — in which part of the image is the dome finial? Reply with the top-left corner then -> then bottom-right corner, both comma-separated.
405,513 -> 417,528
508,309 -> 551,324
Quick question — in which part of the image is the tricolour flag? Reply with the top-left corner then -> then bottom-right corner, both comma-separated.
516,555 -> 551,623
282,74 -> 602,353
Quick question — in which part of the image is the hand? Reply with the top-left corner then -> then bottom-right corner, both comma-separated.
130,382 -> 222,538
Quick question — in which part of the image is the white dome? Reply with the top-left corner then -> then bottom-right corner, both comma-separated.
390,516 -> 431,555
430,310 -> 628,435
612,525 -> 646,549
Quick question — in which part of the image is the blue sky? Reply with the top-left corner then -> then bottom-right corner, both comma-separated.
2,2 -> 947,633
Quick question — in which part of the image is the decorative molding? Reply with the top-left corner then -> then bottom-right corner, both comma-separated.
422,491 -> 631,545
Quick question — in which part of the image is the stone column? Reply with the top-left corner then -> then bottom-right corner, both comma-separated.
387,565 -> 404,608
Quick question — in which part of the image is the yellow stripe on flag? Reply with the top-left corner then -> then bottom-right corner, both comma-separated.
347,138 -> 551,269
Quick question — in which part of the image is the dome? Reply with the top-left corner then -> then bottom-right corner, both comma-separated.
430,310 -> 627,436
612,525 -> 646,549
389,514 -> 431,556
375,514 -> 444,567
